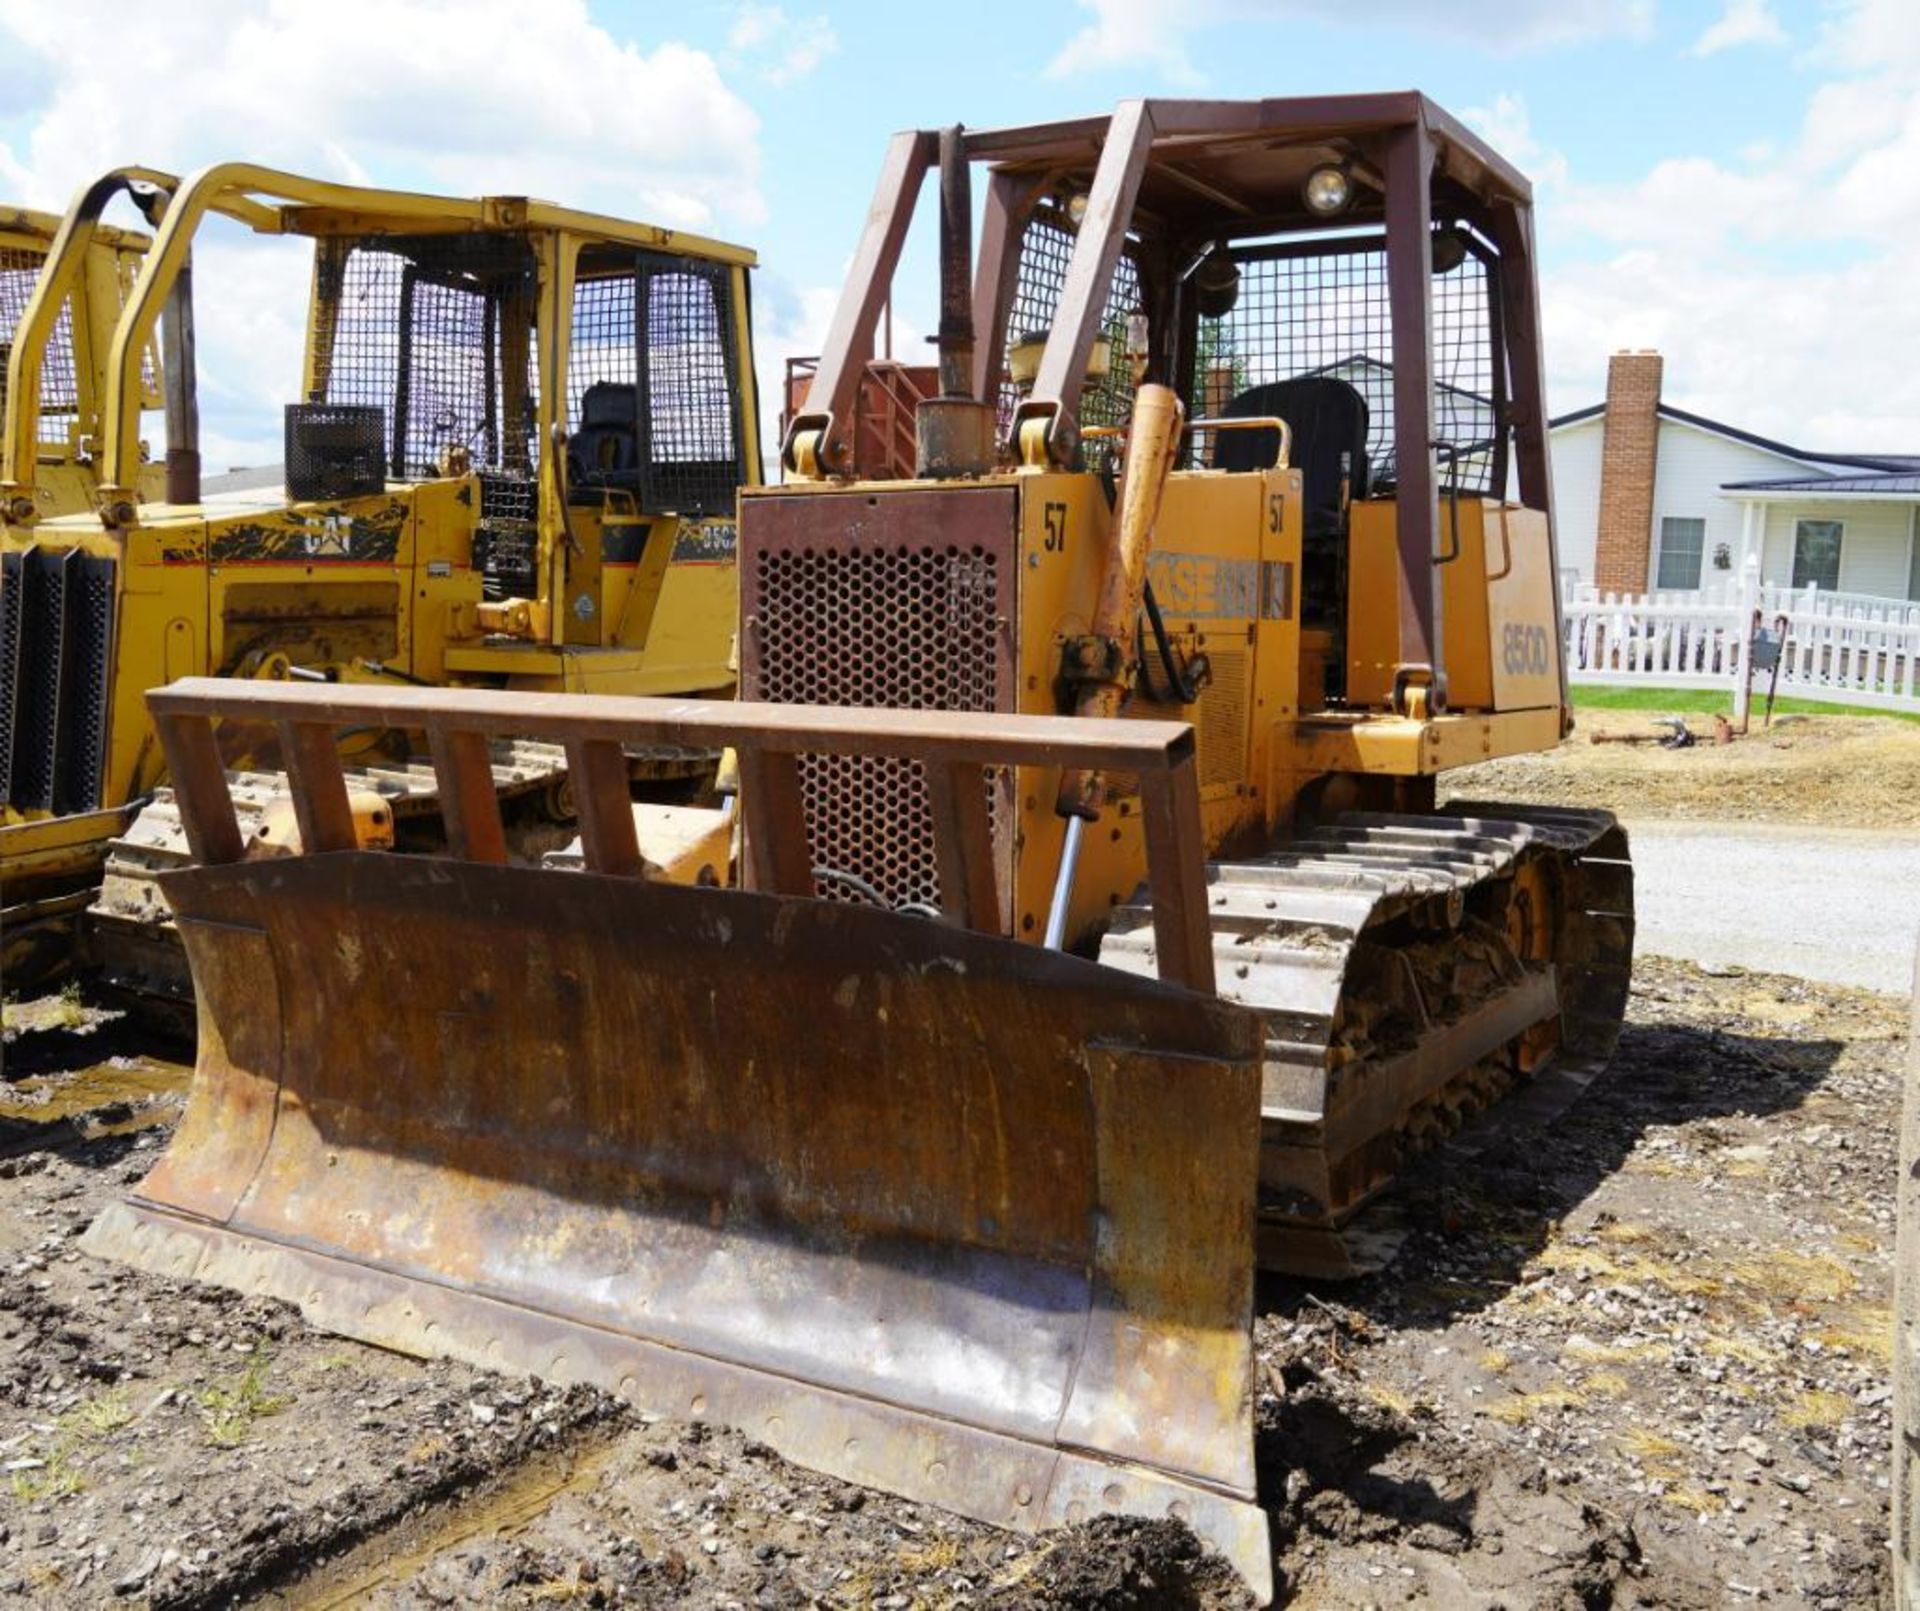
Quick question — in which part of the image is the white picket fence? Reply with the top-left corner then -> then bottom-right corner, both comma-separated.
1562,561 -> 1920,717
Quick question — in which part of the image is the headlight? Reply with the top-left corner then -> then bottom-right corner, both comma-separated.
1302,163 -> 1353,217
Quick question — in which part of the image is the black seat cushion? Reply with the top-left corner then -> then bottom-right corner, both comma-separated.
568,382 -> 643,494
1212,377 -> 1369,545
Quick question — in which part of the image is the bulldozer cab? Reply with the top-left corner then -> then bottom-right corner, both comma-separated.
785,94 -> 1568,732
5,165 -> 757,658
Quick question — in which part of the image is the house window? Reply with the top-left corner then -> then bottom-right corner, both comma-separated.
1908,509 -> 1920,602
1655,517 -> 1706,589
1792,518 -> 1843,591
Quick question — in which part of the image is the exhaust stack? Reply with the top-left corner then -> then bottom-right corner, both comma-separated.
915,126 -> 994,478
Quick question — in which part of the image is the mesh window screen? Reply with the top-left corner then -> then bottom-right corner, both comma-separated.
1000,214 -> 1143,454
635,252 -> 742,517
316,232 -> 540,594
0,247 -> 80,445
1190,235 -> 1502,494
568,270 -> 638,421
315,232 -> 539,481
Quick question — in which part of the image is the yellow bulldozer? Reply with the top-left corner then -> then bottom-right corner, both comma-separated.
1,164 -> 759,995
88,96 -> 1635,1602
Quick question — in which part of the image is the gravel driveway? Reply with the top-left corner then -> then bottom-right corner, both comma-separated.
1625,820 -> 1920,992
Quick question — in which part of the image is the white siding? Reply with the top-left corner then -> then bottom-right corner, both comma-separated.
1547,416 -> 1603,582
1759,501 -> 1918,597
1650,421 -> 1818,592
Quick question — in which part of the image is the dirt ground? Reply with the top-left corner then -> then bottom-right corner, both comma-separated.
1442,707 -> 1920,828
0,953 -> 1899,1609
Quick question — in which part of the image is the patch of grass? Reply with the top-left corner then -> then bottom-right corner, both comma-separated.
1571,684 -> 1920,725
52,980 -> 87,1028
899,1537 -> 963,1574
59,1389 -> 133,1439
1487,1386 -> 1586,1425
1595,1221 -> 1656,1245
1618,1429 -> 1711,1511
8,1448 -> 85,1501
1813,1305 -> 1894,1363
1783,1389 -> 1853,1429
1564,1336 -> 1673,1368
1701,1334 -> 1777,1368
199,1353 -> 290,1447
1362,1381 -> 1427,1420
525,1571 -> 600,1603
1618,1428 -> 1683,1462
0,983 -> 89,1034
1583,1370 -> 1631,1398
1478,1349 -> 1513,1375
1535,1243 -> 1723,1299
1536,1244 -> 1622,1280
7,1387 -> 139,1500
1662,1485 -> 1726,1515
1726,1249 -> 1856,1304
1639,1262 -> 1725,1300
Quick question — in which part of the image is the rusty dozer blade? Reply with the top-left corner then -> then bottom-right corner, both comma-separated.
83,679 -> 1275,1601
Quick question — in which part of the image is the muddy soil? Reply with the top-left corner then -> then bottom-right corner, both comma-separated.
1443,706 -> 1920,827
0,956 -> 1899,1608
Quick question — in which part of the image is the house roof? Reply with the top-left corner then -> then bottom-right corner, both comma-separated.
1722,471 -> 1920,497
1548,399 -> 1912,474
1310,353 -> 1493,408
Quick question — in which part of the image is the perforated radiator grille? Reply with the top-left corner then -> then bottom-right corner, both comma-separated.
740,490 -> 1017,918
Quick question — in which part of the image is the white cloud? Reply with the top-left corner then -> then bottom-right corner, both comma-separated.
0,0 -> 765,471
1813,0 -> 1920,70
728,4 -> 839,85
1048,0 -> 1201,84
1462,94 -> 1569,189
0,0 -> 762,227
1538,0 -> 1920,450
1690,0 -> 1787,57
1047,0 -> 1654,79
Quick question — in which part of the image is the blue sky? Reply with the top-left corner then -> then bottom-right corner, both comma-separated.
1,0 -> 1914,464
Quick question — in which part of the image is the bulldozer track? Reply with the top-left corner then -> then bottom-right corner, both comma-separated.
1099,801 -> 1634,1277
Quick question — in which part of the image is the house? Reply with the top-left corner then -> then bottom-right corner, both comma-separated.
1551,351 -> 1920,603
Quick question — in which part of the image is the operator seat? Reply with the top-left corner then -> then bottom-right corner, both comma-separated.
1213,376 -> 1369,628
568,382 -> 643,497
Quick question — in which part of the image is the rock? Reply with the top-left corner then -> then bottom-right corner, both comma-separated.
113,1548 -> 163,1594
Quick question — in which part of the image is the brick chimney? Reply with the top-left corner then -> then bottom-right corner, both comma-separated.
1593,350 -> 1663,593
